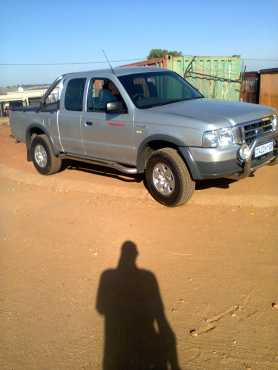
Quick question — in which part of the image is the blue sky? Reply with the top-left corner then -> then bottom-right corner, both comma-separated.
1,0 -> 277,86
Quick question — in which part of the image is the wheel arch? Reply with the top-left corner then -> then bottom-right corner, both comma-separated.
137,135 -> 186,173
26,124 -> 58,161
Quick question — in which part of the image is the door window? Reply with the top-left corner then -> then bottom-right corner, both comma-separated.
87,79 -> 126,112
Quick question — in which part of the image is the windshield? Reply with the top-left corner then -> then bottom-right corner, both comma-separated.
118,71 -> 203,109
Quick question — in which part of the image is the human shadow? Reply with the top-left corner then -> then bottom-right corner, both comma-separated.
96,241 -> 181,370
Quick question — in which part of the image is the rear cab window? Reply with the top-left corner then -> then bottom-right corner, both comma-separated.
65,78 -> 86,111
41,77 -> 63,112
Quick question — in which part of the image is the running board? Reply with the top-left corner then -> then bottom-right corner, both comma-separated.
60,153 -> 138,175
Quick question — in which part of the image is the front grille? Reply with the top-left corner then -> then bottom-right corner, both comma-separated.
243,117 -> 274,145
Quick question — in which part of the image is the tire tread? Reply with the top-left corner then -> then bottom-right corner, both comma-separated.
145,147 -> 195,207
30,134 -> 62,175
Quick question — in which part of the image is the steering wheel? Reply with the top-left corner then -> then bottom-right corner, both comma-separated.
133,93 -> 144,103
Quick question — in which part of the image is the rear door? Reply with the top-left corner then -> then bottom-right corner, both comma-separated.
58,78 -> 86,155
39,78 -> 63,149
81,78 -> 135,164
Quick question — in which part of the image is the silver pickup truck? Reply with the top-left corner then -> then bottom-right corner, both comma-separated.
10,67 -> 278,206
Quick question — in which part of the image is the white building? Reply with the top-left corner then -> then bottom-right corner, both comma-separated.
0,86 -> 48,116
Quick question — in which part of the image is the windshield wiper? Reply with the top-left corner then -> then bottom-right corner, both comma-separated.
190,96 -> 203,100
139,96 -> 204,109
138,101 -> 172,109
169,96 -> 203,104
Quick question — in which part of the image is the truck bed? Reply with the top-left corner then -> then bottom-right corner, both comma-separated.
10,108 -> 40,143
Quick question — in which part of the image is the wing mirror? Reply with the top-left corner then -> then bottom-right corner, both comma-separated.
106,101 -> 125,113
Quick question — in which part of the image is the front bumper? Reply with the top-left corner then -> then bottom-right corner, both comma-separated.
179,132 -> 278,180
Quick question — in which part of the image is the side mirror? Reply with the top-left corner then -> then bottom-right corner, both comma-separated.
106,101 -> 125,113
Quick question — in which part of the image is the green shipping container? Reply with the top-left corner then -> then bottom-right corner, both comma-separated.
166,55 -> 242,101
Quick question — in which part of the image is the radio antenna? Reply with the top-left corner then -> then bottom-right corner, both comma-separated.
102,50 -> 115,74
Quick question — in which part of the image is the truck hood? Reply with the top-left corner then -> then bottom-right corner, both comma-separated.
148,98 -> 275,126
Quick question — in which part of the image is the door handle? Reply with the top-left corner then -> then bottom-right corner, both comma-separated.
85,121 -> 93,126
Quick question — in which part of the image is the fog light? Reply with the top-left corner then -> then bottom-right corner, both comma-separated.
239,144 -> 251,160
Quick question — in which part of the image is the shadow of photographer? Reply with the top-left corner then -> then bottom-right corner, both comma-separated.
96,241 -> 181,370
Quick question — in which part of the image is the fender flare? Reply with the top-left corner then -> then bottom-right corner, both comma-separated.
26,124 -> 59,161
178,147 -> 202,180
136,135 -> 202,179
136,134 -> 185,173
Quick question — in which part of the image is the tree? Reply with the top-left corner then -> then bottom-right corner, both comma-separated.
147,49 -> 183,59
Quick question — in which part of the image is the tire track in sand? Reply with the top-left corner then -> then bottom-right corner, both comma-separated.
0,163 -> 278,208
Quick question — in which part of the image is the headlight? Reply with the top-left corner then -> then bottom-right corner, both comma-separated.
202,127 -> 235,148
273,114 -> 277,131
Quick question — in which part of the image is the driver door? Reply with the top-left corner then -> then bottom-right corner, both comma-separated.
81,78 -> 135,164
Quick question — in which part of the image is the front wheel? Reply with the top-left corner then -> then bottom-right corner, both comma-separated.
30,134 -> 62,175
145,148 -> 195,207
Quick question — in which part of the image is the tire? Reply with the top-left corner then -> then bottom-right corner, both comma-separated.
30,134 -> 62,175
145,148 -> 195,207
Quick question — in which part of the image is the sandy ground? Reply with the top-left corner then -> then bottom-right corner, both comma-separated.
0,121 -> 278,370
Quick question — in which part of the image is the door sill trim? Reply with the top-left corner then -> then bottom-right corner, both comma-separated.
60,153 -> 138,174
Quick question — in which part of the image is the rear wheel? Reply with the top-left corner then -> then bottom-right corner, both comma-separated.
145,148 -> 195,207
30,134 -> 62,175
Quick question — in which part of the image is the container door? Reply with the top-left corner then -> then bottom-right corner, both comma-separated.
167,55 -> 241,101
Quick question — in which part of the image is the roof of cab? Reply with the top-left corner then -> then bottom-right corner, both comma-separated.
62,66 -> 167,78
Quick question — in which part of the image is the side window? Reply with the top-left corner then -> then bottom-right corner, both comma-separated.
65,78 -> 86,111
42,79 -> 63,111
87,79 -> 126,112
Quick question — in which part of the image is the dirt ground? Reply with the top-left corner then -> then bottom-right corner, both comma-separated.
1,120 -> 278,370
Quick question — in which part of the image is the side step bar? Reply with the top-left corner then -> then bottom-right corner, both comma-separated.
60,153 -> 138,175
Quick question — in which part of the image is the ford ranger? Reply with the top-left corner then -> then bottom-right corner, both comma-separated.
10,67 -> 278,206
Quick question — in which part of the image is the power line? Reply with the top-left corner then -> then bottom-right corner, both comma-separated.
0,57 -> 277,67
243,58 -> 278,62
0,58 -> 144,66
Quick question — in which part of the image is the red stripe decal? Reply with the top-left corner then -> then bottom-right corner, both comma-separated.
107,121 -> 125,127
